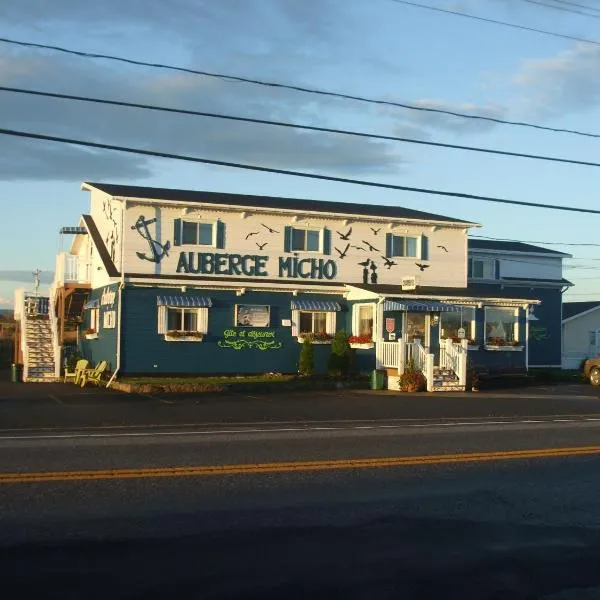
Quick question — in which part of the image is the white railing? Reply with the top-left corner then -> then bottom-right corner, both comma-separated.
54,252 -> 91,285
439,339 -> 468,386
412,339 -> 435,392
48,289 -> 61,379
376,341 -> 400,369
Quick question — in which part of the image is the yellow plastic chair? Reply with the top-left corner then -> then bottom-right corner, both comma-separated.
64,359 -> 89,384
80,360 -> 108,387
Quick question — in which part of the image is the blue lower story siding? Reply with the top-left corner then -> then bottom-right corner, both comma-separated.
120,287 -> 347,375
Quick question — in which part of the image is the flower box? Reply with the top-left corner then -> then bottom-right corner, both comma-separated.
348,335 -> 373,349
485,345 -> 523,352
349,343 -> 375,349
298,332 -> 333,344
164,330 -> 204,342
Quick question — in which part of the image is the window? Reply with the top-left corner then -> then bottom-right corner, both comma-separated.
391,235 -> 418,258
292,310 -> 336,340
291,228 -> 320,252
181,221 -> 214,246
157,306 -> 209,336
440,308 -> 475,341
103,310 -> 116,329
90,307 -> 99,332
352,304 -> 374,337
469,258 -> 496,280
485,307 -> 518,344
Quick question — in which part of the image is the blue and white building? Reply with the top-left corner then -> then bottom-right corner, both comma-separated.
15,182 -> 571,389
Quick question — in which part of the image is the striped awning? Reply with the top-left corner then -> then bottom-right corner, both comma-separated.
83,299 -> 99,309
291,300 -> 342,311
384,300 -> 463,312
157,296 -> 212,308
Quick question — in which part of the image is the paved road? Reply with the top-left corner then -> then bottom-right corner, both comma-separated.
3,382 -> 600,597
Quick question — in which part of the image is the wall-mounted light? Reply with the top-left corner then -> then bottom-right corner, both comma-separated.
527,307 -> 539,321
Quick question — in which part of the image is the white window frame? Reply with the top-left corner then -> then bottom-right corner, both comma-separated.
90,307 -> 100,332
439,307 -> 476,342
389,234 -> 423,259
470,258 -> 496,280
484,306 -> 519,345
291,309 -> 336,337
180,220 -> 216,247
352,303 -> 374,337
103,310 -> 116,329
290,227 -> 323,253
157,306 -> 209,335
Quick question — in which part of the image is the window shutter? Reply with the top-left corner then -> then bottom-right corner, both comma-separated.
322,227 -> 331,255
326,312 -> 336,335
197,308 -> 208,334
173,218 -> 181,247
495,259 -> 500,280
420,235 -> 428,260
284,226 -> 293,252
157,305 -> 167,334
291,309 -> 299,337
385,233 -> 394,258
468,259 -> 473,278
216,221 -> 225,249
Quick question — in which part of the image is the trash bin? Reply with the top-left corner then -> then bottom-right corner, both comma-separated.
370,369 -> 385,390
11,363 -> 20,383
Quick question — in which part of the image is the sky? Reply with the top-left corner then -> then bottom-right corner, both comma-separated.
1,0 -> 600,307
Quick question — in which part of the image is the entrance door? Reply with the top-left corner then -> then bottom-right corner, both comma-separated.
405,312 -> 428,346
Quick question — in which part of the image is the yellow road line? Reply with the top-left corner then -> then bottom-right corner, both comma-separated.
2,445 -> 600,484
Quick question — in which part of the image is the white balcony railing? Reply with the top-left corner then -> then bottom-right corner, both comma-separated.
54,252 -> 91,285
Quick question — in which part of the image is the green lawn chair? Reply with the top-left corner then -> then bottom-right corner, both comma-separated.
64,358 -> 89,384
80,360 -> 108,387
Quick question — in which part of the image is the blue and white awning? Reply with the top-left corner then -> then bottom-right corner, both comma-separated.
156,296 -> 212,308
83,299 -> 99,309
291,300 -> 342,311
384,300 -> 463,312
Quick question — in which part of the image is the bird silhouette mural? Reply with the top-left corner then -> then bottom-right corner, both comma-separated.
261,223 -> 280,234
256,242 -> 268,250
370,227 -> 381,235
335,243 -> 350,259
359,259 -> 370,284
436,245 -> 448,253
362,240 -> 379,252
351,245 -> 366,251
370,261 -> 378,284
245,231 -> 259,240
336,227 -> 352,240
381,256 -> 397,269
415,263 -> 430,271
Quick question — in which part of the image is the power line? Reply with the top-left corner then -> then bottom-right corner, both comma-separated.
519,0 -> 600,18
391,0 -> 600,45
471,235 -> 600,247
5,86 -> 600,169
552,0 -> 600,14
1,37 -> 600,140
3,126 -> 600,216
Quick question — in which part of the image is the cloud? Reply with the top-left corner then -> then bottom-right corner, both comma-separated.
0,271 -> 54,284
513,43 -> 600,118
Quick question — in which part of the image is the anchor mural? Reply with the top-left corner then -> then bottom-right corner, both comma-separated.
132,215 -> 171,263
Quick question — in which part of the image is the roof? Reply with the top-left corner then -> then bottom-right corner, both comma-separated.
563,301 -> 600,321
83,182 -> 476,225
349,283 -> 539,302
468,238 -> 570,257
501,276 -> 572,286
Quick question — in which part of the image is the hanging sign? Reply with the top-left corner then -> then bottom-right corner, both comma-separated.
385,318 -> 395,333
457,327 -> 466,339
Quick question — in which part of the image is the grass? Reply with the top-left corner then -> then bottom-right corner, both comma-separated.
119,374 -> 297,385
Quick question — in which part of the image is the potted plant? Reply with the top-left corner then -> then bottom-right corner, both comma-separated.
328,330 -> 351,377
298,337 -> 314,376
165,330 -> 204,341
398,366 -> 426,392
299,331 -> 333,344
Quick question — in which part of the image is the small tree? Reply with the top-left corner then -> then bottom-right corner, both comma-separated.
298,338 -> 314,376
328,330 -> 350,377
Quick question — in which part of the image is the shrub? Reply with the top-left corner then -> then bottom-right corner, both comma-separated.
398,367 -> 426,392
328,330 -> 350,377
298,338 -> 314,376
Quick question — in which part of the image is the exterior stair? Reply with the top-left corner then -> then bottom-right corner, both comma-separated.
23,315 -> 57,382
431,367 -> 464,392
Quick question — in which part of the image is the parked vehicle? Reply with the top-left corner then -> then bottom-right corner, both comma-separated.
583,357 -> 600,386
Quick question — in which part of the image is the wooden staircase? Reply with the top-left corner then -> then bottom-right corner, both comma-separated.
23,316 -> 57,382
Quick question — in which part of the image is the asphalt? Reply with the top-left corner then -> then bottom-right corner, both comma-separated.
3,379 -> 600,597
